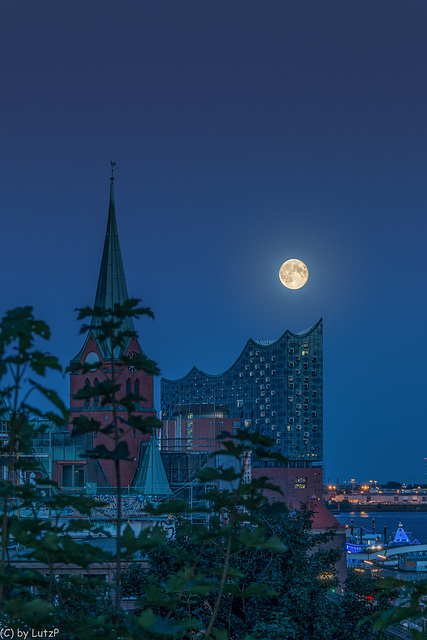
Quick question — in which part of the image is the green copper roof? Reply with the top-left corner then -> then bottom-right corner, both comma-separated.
132,438 -> 172,497
91,179 -> 135,335
71,175 -> 145,363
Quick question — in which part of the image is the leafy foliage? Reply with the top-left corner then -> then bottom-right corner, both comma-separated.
122,505 -> 393,640
0,307 -> 106,636
0,304 -> 402,639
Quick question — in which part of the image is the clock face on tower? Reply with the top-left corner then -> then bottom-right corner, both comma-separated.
128,351 -> 137,372
85,351 -> 100,372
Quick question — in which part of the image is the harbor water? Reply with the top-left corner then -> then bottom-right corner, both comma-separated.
336,511 -> 427,544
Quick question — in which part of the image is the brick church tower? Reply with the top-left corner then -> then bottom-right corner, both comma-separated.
69,171 -> 156,489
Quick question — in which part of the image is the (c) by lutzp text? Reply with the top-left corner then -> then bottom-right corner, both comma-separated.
0,630 -> 60,639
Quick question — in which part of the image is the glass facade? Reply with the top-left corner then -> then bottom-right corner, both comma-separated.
161,320 -> 323,465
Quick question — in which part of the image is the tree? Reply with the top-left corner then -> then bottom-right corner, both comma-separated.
384,482 -> 402,490
0,307 -> 107,637
122,503 -> 392,640
0,304 -> 396,640
69,298 -> 162,617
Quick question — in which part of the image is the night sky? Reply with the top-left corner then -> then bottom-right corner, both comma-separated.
1,1 -> 427,484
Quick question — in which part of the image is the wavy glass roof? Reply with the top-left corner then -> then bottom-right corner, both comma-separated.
162,319 -> 322,382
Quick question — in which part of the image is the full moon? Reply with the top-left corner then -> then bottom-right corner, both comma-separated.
279,259 -> 309,290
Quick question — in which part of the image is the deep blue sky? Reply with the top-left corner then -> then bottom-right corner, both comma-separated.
1,1 -> 426,484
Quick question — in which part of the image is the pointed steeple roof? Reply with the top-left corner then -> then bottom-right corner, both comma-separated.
91,172 -> 135,337
71,168 -> 140,363
132,438 -> 172,497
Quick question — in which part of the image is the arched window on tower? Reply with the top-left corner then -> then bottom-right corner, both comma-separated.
134,379 -> 140,397
126,379 -> 131,396
84,379 -> 91,408
94,378 -> 99,406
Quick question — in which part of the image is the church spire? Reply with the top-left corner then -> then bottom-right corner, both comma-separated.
91,164 -> 135,343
